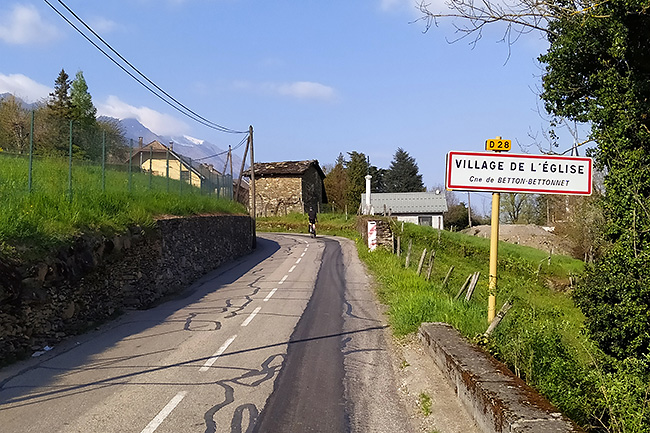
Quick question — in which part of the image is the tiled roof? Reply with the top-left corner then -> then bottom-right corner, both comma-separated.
243,160 -> 325,178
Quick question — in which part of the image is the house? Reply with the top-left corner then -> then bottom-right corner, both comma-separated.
127,140 -> 234,199
361,176 -> 447,229
243,160 -> 327,216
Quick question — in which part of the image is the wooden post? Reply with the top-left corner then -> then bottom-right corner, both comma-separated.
249,125 -> 256,248
417,248 -> 427,275
465,272 -> 480,301
235,136 -> 250,203
405,240 -> 413,268
484,302 -> 512,337
396,236 -> 401,257
455,274 -> 472,300
426,251 -> 436,281
442,265 -> 454,288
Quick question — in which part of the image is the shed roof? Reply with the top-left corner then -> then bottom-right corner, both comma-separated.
243,160 -> 325,178
361,192 -> 448,214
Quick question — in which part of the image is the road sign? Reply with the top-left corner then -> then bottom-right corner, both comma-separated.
446,151 -> 593,195
486,138 -> 511,152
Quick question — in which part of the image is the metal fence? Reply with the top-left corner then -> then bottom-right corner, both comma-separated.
0,118 -> 233,201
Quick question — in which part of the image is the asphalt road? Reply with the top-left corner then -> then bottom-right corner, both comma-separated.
0,233 -> 412,433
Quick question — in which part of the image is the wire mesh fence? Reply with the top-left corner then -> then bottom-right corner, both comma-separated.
0,117 -> 234,201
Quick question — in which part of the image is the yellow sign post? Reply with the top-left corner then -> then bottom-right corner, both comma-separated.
487,137 -> 508,323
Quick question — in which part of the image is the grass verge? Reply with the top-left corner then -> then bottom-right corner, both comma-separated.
0,154 -> 246,259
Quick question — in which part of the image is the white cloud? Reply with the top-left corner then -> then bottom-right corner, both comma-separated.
97,95 -> 190,136
88,17 -> 119,34
276,81 -> 337,101
0,73 -> 52,102
234,80 -> 337,101
0,4 -> 60,45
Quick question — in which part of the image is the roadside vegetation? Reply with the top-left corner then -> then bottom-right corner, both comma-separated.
258,213 -> 650,433
0,154 -> 245,260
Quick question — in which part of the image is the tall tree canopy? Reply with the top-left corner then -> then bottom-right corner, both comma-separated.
420,0 -> 650,360
384,148 -> 424,192
345,151 -> 369,212
70,71 -> 97,127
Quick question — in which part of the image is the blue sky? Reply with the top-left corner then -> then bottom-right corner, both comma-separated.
0,0 -> 582,211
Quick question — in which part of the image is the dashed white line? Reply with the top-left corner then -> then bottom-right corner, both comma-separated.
241,307 -> 262,327
199,335 -> 237,372
264,288 -> 277,302
288,265 -> 296,273
279,275 -> 288,285
140,391 -> 187,433
301,252 -> 306,257
295,257 -> 302,264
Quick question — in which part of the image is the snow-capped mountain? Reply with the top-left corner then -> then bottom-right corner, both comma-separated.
113,117 -> 245,177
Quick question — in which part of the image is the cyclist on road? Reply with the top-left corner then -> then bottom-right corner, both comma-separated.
307,206 -> 317,237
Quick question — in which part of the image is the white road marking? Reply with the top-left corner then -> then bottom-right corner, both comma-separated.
288,265 -> 296,273
295,257 -> 302,264
199,335 -> 237,372
301,252 -> 306,257
279,275 -> 288,285
241,307 -> 262,327
264,288 -> 277,302
140,391 -> 187,433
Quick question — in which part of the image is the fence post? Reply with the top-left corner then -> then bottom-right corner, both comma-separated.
102,131 -> 106,192
128,139 -> 133,193
417,248 -> 427,276
68,120 -> 73,202
149,144 -> 153,190
166,147 -> 170,192
405,240 -> 413,268
28,111 -> 34,193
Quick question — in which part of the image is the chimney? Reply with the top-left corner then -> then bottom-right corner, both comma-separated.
138,137 -> 143,148
169,141 -> 174,151
365,175 -> 372,215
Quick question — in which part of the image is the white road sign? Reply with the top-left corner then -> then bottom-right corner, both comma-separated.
446,151 -> 593,195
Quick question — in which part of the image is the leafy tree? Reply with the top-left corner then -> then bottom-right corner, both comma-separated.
345,151 -> 369,212
384,148 -> 424,192
539,1 -> 650,360
0,95 -> 30,153
419,0 -> 650,361
323,153 -> 348,212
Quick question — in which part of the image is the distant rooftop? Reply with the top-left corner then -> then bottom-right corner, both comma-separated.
243,160 -> 324,178
361,192 -> 448,214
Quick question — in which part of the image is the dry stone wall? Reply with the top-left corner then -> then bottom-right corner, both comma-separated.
0,215 -> 253,364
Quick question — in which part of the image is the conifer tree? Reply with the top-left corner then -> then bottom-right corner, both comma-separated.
47,69 -> 72,120
384,148 -> 424,192
70,71 -> 97,127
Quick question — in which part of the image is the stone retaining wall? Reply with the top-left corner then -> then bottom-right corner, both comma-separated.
0,215 -> 254,364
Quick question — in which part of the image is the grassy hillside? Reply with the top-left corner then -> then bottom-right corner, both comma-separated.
0,154 -> 246,259
258,213 -> 649,433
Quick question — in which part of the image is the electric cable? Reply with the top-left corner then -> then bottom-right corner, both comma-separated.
44,0 -> 248,135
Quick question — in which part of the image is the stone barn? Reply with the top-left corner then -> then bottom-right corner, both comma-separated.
244,160 -> 327,217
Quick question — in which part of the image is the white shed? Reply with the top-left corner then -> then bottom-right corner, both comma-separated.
360,192 -> 448,229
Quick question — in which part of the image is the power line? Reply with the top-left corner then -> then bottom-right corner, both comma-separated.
44,0 -> 248,135
194,134 -> 248,162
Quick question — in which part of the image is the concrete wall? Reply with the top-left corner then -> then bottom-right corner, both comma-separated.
0,215 -> 253,364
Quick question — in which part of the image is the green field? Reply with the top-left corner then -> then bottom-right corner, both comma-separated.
0,153 -> 245,259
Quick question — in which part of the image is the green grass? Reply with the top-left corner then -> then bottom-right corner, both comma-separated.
418,392 -> 432,416
257,213 -> 649,432
0,154 -> 246,258
256,211 -> 358,238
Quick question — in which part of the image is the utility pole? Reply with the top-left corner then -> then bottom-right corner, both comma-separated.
249,125 -> 256,249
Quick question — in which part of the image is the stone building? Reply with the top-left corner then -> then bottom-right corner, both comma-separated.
244,160 -> 327,216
